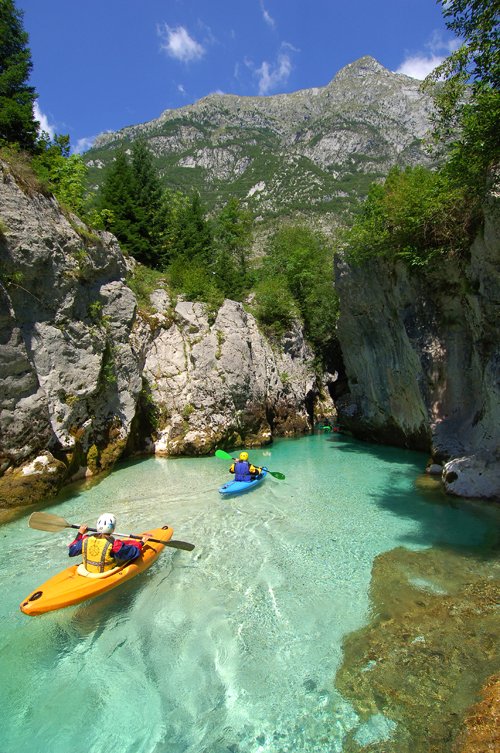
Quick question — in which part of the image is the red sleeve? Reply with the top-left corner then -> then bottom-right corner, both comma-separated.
69,532 -> 87,547
112,539 -> 143,554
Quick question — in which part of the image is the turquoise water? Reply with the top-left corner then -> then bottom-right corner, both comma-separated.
0,434 -> 494,753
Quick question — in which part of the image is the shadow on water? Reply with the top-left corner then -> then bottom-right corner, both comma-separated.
327,434 -> 428,466
328,435 -> 500,558
371,467 -> 500,558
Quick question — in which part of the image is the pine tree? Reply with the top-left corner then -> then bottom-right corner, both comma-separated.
175,192 -> 213,262
99,149 -> 138,253
212,198 -> 252,298
0,0 -> 38,151
130,140 -> 163,266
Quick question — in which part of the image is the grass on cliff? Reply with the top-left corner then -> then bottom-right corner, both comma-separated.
126,264 -> 169,310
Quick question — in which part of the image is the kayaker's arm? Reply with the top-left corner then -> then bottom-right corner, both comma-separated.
68,535 -> 84,557
68,524 -> 88,557
111,536 -> 149,563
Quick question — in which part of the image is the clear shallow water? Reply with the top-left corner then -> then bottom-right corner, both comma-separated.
0,434 -> 494,753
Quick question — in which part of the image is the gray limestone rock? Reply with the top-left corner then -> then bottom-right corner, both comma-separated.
334,179 -> 500,500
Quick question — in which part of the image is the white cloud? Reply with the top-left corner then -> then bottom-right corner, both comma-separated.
260,1 -> 275,28
33,102 -> 55,139
396,54 -> 445,80
256,52 -> 292,94
426,30 -> 460,55
158,24 -> 205,63
74,136 -> 96,154
178,83 -> 186,95
396,31 -> 460,80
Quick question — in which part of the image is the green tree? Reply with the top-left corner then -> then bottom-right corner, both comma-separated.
33,134 -> 87,216
97,142 -> 165,265
423,0 -> 500,193
174,191 -> 213,262
156,187 -> 191,268
343,166 -> 479,266
253,275 -> 299,335
166,192 -> 216,301
130,140 -> 163,266
212,198 -> 253,298
98,148 -> 138,253
0,0 -> 38,151
258,225 -> 339,358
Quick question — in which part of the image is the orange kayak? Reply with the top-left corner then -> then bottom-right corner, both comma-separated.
20,526 -> 173,616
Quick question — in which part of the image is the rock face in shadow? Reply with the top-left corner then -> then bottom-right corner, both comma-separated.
0,161 -> 331,507
334,183 -> 500,500
335,545 -> 500,753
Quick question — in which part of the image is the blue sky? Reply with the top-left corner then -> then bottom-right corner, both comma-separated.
16,0 -> 459,153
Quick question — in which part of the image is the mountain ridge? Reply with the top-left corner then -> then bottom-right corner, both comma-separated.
85,56 -> 434,222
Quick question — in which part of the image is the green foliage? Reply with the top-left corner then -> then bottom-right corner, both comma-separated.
211,197 -> 253,299
98,141 -> 168,266
171,191 -> 213,263
0,0 -> 38,152
423,0 -> 500,194
439,0 -> 499,88
32,135 -> 87,216
253,275 -> 299,335
156,187 -> 190,267
88,300 -> 103,322
256,226 -> 339,357
98,148 -> 138,252
343,166 -> 480,266
181,403 -> 195,420
129,139 -> 163,265
168,258 -> 223,308
444,87 -> 500,192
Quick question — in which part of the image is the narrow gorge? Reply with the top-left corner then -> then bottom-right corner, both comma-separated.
1,155 -> 498,509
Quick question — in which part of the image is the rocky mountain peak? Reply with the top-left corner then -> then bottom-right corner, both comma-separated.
331,55 -> 391,82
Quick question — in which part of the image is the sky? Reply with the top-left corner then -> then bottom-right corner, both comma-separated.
16,0 -> 460,154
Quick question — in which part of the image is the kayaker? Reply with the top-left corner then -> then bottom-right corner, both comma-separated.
68,513 -> 150,574
229,452 -> 262,482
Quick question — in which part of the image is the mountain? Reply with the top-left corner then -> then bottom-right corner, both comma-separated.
84,56 -> 435,224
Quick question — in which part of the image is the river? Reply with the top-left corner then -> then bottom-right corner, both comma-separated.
0,434 -> 498,753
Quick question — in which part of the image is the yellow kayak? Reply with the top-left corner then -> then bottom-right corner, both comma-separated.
20,526 -> 173,615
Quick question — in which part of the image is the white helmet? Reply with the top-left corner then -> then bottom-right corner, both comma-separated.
96,513 -> 116,534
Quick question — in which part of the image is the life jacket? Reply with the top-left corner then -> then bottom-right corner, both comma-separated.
234,460 -> 252,482
82,535 -> 116,573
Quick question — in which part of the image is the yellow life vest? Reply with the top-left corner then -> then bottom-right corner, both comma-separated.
82,535 -> 115,573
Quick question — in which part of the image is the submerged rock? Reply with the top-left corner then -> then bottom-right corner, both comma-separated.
453,673 -> 500,753
335,544 -> 500,753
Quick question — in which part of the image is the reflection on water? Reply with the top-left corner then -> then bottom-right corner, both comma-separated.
0,435 -> 498,753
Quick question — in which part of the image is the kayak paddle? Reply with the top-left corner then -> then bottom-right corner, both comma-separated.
214,448 -> 285,480
28,512 -> 195,551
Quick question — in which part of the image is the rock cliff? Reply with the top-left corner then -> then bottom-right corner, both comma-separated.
334,182 -> 500,501
0,160 -> 330,508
